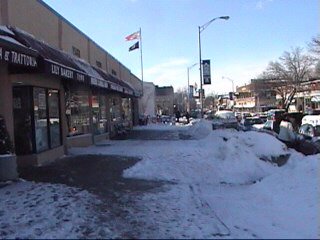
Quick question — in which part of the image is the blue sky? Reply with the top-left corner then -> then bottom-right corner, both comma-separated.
43,0 -> 318,94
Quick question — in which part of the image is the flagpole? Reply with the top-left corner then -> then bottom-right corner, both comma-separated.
139,27 -> 144,96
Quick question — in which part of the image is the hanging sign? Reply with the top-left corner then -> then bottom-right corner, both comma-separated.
202,59 -> 211,85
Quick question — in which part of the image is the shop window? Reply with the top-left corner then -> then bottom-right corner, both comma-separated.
92,94 -> 108,134
33,87 -> 49,152
109,97 -> 122,122
65,89 -> 90,136
48,90 -> 61,148
72,46 -> 81,58
99,95 -> 108,133
122,98 -> 132,121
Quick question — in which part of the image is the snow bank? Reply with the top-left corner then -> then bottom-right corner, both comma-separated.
122,120 -> 289,185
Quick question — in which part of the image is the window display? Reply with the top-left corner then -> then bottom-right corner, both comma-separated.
92,94 -> 108,134
65,89 -> 90,136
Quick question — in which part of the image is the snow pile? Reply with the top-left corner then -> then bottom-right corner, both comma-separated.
246,152 -> 319,238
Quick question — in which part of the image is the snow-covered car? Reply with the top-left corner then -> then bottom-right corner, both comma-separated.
212,110 -> 239,130
301,115 -> 320,127
295,124 -> 320,155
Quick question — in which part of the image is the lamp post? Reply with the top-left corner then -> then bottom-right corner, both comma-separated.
187,63 -> 198,113
222,76 -> 235,92
199,16 -> 229,117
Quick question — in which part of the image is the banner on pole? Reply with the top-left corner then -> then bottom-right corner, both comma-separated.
189,85 -> 194,98
202,59 -> 211,85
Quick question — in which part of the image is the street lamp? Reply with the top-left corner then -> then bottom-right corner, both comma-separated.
222,76 -> 235,92
199,15 -> 230,117
187,63 -> 198,112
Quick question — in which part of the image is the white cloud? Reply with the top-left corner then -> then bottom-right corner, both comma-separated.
256,0 -> 273,10
144,58 -> 191,90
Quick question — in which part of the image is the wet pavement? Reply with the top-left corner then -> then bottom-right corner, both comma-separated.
121,128 -> 193,141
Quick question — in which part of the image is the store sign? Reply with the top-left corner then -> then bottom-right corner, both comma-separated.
110,83 -> 123,92
202,59 -> 211,85
0,47 -> 37,67
48,62 -> 85,82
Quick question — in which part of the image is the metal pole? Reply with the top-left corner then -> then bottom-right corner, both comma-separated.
187,67 -> 190,113
198,26 -> 203,118
139,27 -> 144,96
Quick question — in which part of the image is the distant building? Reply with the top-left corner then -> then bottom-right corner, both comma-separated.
234,80 -> 277,112
155,86 -> 174,115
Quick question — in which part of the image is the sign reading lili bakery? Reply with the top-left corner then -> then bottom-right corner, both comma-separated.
0,47 -> 37,67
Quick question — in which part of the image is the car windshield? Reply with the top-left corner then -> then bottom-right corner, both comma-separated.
215,111 -> 236,119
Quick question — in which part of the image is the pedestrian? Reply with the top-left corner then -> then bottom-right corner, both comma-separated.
186,112 -> 190,124
176,110 -> 180,123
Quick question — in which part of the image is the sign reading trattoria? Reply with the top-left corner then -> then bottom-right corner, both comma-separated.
0,47 -> 37,67
50,63 -> 85,82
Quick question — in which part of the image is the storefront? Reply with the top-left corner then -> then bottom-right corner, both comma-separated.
0,25 -> 138,166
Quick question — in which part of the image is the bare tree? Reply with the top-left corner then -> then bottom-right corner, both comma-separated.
308,35 -> 320,56
259,47 -> 314,111
308,35 -> 320,76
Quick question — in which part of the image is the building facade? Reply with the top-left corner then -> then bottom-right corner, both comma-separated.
0,0 -> 142,166
234,78 -> 320,113
155,86 -> 174,116
234,80 -> 277,113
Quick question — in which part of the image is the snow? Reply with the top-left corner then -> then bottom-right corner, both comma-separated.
0,181 -> 111,239
0,35 -> 27,48
1,119 -> 318,238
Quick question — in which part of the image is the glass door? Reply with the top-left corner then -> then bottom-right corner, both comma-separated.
13,87 -> 34,155
48,90 -> 61,148
33,87 -> 49,152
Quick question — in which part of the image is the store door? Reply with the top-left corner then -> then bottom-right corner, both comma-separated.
13,87 -> 34,155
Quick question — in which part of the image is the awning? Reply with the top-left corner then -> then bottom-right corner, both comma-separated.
112,75 -> 135,96
11,27 -> 87,82
69,57 -> 108,88
93,66 -> 123,92
0,26 -> 38,68
7,26 -> 138,96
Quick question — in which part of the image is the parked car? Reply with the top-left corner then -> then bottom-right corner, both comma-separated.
296,123 -> 320,155
299,123 -> 320,139
240,117 -> 265,131
212,110 -> 239,130
301,115 -> 320,127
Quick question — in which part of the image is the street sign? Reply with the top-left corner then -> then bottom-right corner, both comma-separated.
202,59 -> 211,85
